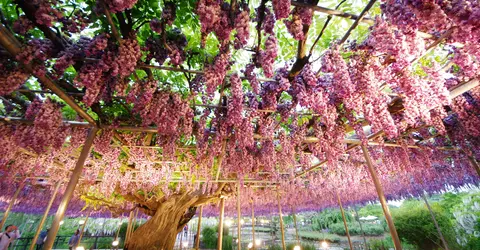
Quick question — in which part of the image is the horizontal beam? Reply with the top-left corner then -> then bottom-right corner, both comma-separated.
291,1 -> 434,39
295,131 -> 384,177
449,79 -> 479,99
0,116 -> 459,150
26,175 -> 278,184
0,116 -> 92,127
291,1 -> 374,24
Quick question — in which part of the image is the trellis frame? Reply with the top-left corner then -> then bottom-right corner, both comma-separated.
0,1 -> 479,249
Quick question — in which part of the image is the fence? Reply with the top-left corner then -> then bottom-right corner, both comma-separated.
12,235 -> 121,250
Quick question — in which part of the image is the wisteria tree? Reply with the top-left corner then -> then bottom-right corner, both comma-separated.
1,0 -> 480,249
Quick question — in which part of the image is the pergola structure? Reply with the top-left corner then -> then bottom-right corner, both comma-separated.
0,0 -> 479,249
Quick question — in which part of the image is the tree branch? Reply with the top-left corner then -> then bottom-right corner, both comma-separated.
116,12 -> 132,38
288,1 -> 319,79
100,1 -> 121,43
15,0 -> 67,50
308,0 -> 347,57
338,0 -> 377,47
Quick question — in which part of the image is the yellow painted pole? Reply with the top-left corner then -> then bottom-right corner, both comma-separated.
76,212 -> 90,248
277,190 -> 286,250
44,128 -> 98,250
217,198 -> 226,250
195,206 -> 203,250
292,207 -> 299,244
251,198 -> 255,250
29,181 -> 62,250
0,181 -> 26,230
362,145 -> 402,250
337,192 -> 353,250
237,183 -> 242,250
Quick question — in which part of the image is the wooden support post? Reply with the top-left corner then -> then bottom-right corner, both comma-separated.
180,228 -> 184,250
422,193 -> 449,250
337,192 -> 353,250
270,215 -> 275,244
292,207 -> 299,244
237,183 -> 242,250
115,218 -> 122,240
354,206 -> 368,250
131,208 -> 139,235
277,190 -> 286,250
217,198 -> 226,250
76,212 -> 90,248
467,155 -> 480,177
195,206 -> 203,250
43,127 -> 98,250
29,181 -> 61,250
0,180 -> 25,231
361,145 -> 402,250
111,218 -> 121,250
125,211 -> 134,244
251,198 -> 256,250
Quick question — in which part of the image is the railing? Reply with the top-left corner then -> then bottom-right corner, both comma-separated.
12,235 -> 122,250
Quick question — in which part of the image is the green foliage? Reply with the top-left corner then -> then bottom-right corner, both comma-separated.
393,200 -> 458,250
311,209 -> 352,230
464,233 -> 480,250
118,221 -> 141,239
462,217 -> 480,249
357,204 -> 388,218
286,243 -> 316,250
200,226 -> 232,250
201,226 -> 217,248
368,236 -> 416,250
222,235 -> 233,250
283,215 -> 294,225
267,245 -> 282,250
450,191 -> 480,248
329,222 -> 384,236
440,192 -> 465,214
297,231 -> 340,243
254,226 -> 272,232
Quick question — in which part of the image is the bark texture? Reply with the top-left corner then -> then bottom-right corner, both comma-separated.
124,184 -> 231,249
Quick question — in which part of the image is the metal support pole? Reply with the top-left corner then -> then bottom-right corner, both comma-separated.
292,207 -> 299,244
354,206 -> 368,250
361,145 -> 402,250
277,191 -> 286,250
195,206 -> 203,250
251,199 -> 255,250
29,181 -> 62,250
217,198 -> 225,250
0,180 -> 25,231
237,183 -> 241,250
337,192 -> 353,250
422,193 -> 449,250
43,127 -> 98,250
76,212 -> 90,248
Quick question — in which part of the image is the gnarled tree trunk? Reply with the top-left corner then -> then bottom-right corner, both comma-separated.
124,184 -> 231,249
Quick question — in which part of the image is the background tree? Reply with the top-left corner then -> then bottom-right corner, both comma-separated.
393,200 -> 459,250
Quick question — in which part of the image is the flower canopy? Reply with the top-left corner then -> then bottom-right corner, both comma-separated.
0,0 -> 479,219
